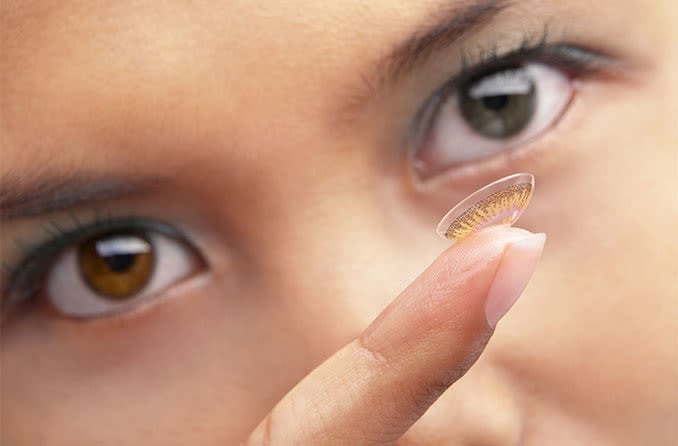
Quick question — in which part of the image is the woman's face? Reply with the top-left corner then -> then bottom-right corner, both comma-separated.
1,0 -> 676,444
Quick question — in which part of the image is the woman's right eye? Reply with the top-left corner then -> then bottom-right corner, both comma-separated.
40,229 -> 203,319
412,62 -> 574,180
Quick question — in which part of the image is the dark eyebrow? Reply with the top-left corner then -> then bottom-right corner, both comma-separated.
387,0 -> 508,77
346,0 -> 509,109
0,174 -> 166,221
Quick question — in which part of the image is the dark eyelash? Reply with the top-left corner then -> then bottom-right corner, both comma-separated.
1,214 -> 183,322
456,26 -> 614,83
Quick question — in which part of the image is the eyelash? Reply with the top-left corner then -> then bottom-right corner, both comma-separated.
461,31 -> 607,80
1,214 -> 185,321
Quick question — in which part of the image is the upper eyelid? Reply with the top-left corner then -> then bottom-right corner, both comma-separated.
444,44 -> 613,98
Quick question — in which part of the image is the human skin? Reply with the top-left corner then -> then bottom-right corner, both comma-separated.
1,0 -> 677,444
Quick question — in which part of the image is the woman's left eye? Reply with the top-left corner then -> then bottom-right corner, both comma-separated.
44,230 -> 203,318
412,62 -> 573,180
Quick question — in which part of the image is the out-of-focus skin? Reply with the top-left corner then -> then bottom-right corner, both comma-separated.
1,0 -> 677,444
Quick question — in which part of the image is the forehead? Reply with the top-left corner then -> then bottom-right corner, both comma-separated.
1,0 -> 433,165
1,0 -> 433,89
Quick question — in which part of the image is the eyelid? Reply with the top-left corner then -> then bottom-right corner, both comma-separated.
1,216 -> 194,321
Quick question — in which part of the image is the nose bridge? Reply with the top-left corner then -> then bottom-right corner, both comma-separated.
248,180 -> 406,324
399,365 -> 524,445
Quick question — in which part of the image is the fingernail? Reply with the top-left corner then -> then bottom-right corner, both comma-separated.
485,233 -> 546,328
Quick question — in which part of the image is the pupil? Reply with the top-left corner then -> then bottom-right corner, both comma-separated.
481,95 -> 509,111
103,253 -> 136,272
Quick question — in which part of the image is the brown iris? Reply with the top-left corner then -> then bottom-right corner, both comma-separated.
78,232 -> 154,299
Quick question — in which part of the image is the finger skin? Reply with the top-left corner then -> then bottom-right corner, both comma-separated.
245,226 -> 539,446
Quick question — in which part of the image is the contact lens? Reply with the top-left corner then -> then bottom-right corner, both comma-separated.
436,173 -> 534,241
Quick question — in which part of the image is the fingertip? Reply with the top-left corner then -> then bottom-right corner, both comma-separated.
363,225 -> 538,365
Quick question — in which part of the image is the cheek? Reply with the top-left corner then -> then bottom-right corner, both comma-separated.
487,72 -> 677,428
0,286 -> 297,444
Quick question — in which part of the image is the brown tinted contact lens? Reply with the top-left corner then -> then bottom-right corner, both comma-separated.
436,173 -> 534,242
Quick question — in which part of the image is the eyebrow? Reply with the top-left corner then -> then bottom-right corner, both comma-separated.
348,0 -> 509,107
0,175 -> 166,221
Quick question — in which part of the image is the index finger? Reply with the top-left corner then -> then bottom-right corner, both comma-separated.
245,226 -> 545,445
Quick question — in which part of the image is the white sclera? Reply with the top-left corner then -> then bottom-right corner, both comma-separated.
436,172 -> 535,240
